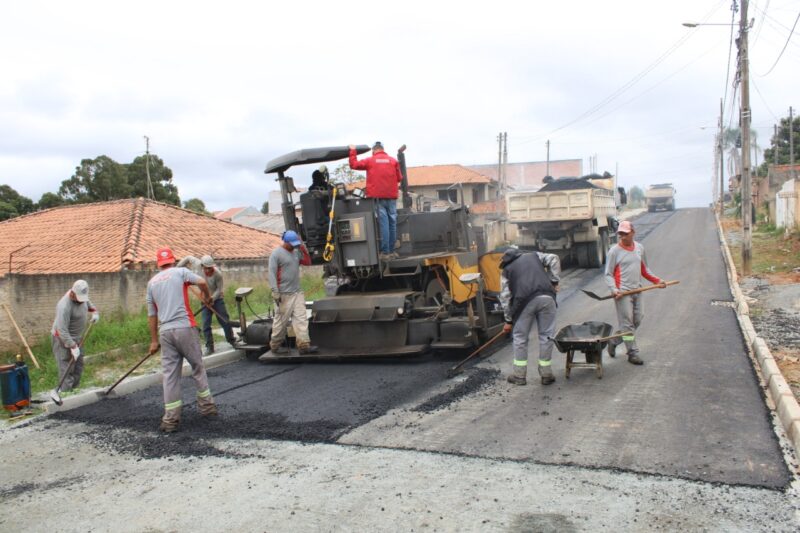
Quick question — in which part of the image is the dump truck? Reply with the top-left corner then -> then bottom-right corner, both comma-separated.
241,145 -> 507,361
506,173 -> 626,269
645,183 -> 676,212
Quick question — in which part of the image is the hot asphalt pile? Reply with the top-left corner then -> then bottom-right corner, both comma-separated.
50,355 -> 502,459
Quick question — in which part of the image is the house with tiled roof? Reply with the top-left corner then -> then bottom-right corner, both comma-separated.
349,164 -> 498,207
0,198 -> 282,350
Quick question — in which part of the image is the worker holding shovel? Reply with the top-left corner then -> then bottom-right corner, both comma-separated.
604,221 -> 667,365
147,247 -> 218,433
50,280 -> 100,391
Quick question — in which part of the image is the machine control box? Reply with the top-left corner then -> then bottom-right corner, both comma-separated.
337,216 -> 367,243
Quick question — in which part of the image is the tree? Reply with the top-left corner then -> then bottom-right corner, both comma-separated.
37,192 -> 64,210
183,198 -> 209,215
125,154 -> 180,205
331,162 -> 364,185
761,114 -> 800,172
0,200 -> 18,221
261,201 -> 269,214
59,155 -> 130,203
628,185 -> 645,207
0,185 -> 34,217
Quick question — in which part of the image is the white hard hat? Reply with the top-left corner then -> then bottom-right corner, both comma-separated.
200,255 -> 215,268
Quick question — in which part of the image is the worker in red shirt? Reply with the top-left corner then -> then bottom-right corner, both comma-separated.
348,142 -> 403,260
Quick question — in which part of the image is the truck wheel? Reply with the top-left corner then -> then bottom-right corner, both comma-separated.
600,230 -> 609,264
576,245 -> 589,268
587,239 -> 603,268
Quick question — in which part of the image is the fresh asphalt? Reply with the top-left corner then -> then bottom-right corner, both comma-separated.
48,207 -> 791,489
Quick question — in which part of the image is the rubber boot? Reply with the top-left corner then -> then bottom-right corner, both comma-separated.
507,365 -> 527,386
204,344 -> 215,356
538,363 -> 555,385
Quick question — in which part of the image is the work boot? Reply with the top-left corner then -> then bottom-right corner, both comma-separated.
627,353 -> 643,365
379,252 -> 392,262
204,344 -> 215,356
607,340 -> 616,358
159,418 -> 179,433
199,403 -> 218,417
538,363 -> 555,385
269,345 -> 289,355
507,374 -> 527,386
298,344 -> 319,355
507,365 -> 527,385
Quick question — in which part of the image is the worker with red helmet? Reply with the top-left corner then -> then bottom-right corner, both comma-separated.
146,247 -> 218,433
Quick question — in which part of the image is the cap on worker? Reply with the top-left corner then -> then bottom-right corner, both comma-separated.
617,220 -> 633,234
282,230 -> 302,247
372,141 -> 384,151
200,255 -> 215,268
499,247 -> 523,268
156,247 -> 176,267
71,279 -> 89,302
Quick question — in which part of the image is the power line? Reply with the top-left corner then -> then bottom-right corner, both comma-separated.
759,7 -> 800,76
722,0 -> 738,114
513,0 -> 728,145
750,76 -> 780,121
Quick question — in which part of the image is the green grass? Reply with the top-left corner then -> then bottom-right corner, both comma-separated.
0,272 -> 327,416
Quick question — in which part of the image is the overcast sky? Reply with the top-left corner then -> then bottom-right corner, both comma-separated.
1,0 -> 798,211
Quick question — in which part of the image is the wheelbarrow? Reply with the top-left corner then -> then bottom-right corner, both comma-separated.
552,322 -> 630,379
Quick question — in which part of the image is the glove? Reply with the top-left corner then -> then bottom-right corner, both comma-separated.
91,312 -> 100,323
70,346 -> 81,361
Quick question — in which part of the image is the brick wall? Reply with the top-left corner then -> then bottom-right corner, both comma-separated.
0,259 -> 283,352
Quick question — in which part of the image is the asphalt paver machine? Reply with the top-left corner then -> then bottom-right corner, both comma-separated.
248,145 -> 506,360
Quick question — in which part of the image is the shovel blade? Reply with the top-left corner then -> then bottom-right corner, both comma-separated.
580,289 -> 611,301
51,390 -> 63,406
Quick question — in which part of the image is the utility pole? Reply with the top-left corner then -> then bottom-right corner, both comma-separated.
719,98 -> 725,212
144,135 -> 154,200
546,140 -> 551,177
497,132 -> 503,196
791,106 -> 796,181
738,0 -> 753,274
502,132 -> 508,190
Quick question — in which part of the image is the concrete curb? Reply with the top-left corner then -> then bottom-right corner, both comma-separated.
42,348 -> 244,414
715,211 -> 800,460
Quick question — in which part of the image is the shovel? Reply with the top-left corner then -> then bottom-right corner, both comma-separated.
447,330 -> 507,378
581,280 -> 680,301
51,321 -> 95,406
103,346 -> 158,396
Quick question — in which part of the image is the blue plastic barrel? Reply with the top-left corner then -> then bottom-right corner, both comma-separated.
0,363 -> 31,411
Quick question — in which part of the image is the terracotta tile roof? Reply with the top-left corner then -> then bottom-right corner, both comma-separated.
0,198 -> 282,276
348,164 -> 493,190
214,206 -> 249,220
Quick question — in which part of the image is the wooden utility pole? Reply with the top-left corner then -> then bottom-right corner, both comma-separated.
739,0 -> 753,275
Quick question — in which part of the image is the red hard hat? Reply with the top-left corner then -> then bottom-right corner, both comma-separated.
156,247 -> 176,267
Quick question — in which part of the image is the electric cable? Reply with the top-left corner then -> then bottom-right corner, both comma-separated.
759,7 -> 800,76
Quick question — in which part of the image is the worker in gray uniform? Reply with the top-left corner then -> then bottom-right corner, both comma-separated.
499,248 -> 561,386
261,230 -> 318,358
147,247 -> 218,433
604,220 -> 666,365
177,254 -> 236,355
50,279 -> 99,391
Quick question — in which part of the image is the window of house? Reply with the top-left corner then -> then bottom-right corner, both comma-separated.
438,189 -> 458,202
